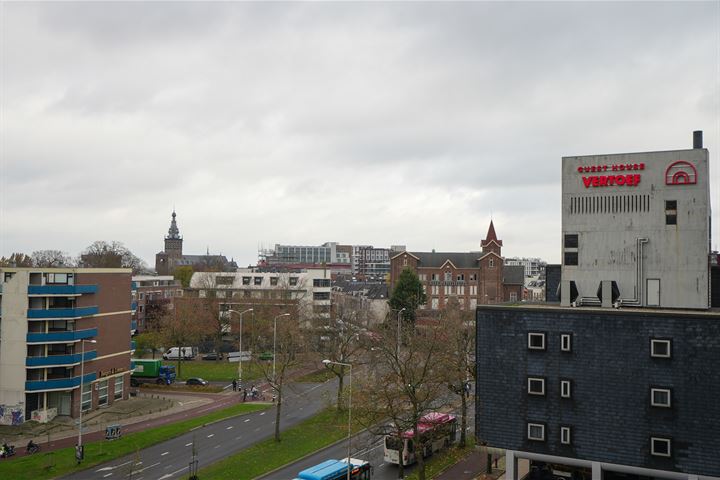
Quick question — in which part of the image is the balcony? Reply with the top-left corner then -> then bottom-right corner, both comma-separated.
26,328 -> 98,343
25,373 -> 96,391
26,350 -> 97,367
130,340 -> 137,351
27,306 -> 99,319
131,302 -> 137,311
27,285 -> 98,295
131,320 -> 138,331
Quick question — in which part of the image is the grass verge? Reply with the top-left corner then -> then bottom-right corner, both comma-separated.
0,403 -> 268,480
194,407 -> 361,480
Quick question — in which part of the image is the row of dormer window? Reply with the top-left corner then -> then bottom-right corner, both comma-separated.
528,332 -> 673,359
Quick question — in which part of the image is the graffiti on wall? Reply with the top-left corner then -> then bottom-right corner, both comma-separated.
0,404 -> 25,426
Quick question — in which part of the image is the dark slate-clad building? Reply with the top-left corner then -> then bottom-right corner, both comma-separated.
476,305 -> 720,480
477,133 -> 719,480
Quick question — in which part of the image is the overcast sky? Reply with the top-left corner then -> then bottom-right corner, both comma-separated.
1,1 -> 718,268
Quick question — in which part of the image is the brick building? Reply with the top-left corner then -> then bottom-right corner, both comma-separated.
389,222 -> 524,311
0,267 -> 133,424
131,275 -> 183,332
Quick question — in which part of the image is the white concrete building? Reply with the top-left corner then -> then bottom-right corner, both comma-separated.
189,268 -> 332,321
561,133 -> 710,309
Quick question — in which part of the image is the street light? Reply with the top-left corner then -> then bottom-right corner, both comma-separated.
228,308 -> 253,387
273,313 -> 291,383
77,338 -> 97,461
323,359 -> 353,480
396,307 -> 406,359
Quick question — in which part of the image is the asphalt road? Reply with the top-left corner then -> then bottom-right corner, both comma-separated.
262,405 -> 475,480
62,381 -> 337,480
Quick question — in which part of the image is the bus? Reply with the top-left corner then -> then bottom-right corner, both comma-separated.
383,412 -> 457,466
294,458 -> 372,480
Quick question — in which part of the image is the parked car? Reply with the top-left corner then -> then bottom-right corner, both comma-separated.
163,347 -> 198,360
258,351 -> 274,361
201,352 -> 223,361
185,377 -> 209,386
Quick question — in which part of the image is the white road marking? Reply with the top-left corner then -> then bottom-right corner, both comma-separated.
207,433 -> 215,438
103,474 -> 113,478
96,461 -> 132,472
161,451 -> 169,456
214,444 -> 221,449
235,435 -> 242,440
135,462 -> 161,474
254,427 -> 260,432
244,419 -> 250,423
259,412 -> 266,416
185,442 -> 193,447
226,426 -> 233,430
158,467 -> 187,480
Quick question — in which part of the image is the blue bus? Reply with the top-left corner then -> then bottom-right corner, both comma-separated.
294,458 -> 372,480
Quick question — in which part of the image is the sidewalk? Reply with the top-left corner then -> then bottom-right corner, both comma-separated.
435,450 -> 529,480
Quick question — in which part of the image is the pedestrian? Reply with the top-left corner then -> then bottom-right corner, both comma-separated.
232,379 -> 237,392
242,388 -> 247,402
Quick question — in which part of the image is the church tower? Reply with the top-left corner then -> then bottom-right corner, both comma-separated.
481,220 -> 503,256
155,210 -> 183,275
164,210 -> 183,256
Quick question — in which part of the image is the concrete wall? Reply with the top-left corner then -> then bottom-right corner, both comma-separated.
0,271 -> 30,412
561,148 -> 710,309
475,305 -> 720,477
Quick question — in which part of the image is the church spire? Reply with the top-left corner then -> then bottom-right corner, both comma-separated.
485,220 -> 498,243
166,210 -> 182,240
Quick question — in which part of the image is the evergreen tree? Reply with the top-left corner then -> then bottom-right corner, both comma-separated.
389,267 -> 427,322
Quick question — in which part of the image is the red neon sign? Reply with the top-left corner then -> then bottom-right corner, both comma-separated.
665,161 -> 697,185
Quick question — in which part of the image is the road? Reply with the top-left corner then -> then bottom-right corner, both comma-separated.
262,405 -> 475,480
62,381 -> 337,480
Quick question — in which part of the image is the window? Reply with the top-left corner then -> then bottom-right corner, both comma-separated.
510,292 -> 517,302
114,376 -> 124,400
560,380 -> 572,398
527,377 -> 545,395
650,437 -> 671,457
313,292 -> 330,300
469,274 -> 477,281
444,271 -> 452,282
176,289 -> 183,296
46,273 -> 73,284
457,274 -> 464,281
651,388 -> 671,408
527,423 -> 545,441
289,277 -> 298,286
313,279 -> 331,287
270,277 -> 278,286
431,298 -> 439,310
665,200 -> 677,225
528,332 -> 545,350
651,339 -> 671,358
139,292 -> 145,300
242,277 -> 251,285
560,426 -> 571,445
560,333 -> 572,352
564,234 -> 578,248
564,252 -> 578,266
216,276 -> 233,286
489,259 -> 495,268
98,380 -> 109,406
81,383 -> 92,412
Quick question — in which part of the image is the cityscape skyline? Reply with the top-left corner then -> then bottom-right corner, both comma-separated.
1,1 -> 718,269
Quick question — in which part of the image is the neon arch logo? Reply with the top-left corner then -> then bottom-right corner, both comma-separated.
665,161 -> 697,185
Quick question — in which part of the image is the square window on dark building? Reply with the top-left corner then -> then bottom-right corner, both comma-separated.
528,332 -> 545,350
651,339 -> 671,358
564,234 -> 578,248
651,437 -> 671,457
564,252 -> 578,266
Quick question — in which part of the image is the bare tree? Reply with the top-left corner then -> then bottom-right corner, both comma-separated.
0,252 -> 34,267
158,297 -> 204,379
78,241 -> 147,273
192,273 -> 228,362
440,297 -> 475,446
31,250 -> 74,267
254,312 -> 305,442
319,301 -> 369,413
355,322 -> 449,480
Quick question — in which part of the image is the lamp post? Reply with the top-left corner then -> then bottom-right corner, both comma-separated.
273,313 -> 290,383
228,308 -> 253,387
396,307 -> 406,359
323,359 -> 353,480
77,338 -> 97,461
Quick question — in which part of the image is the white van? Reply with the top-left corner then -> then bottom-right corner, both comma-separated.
163,346 -> 198,360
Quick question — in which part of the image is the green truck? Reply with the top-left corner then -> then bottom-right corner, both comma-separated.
131,359 -> 176,386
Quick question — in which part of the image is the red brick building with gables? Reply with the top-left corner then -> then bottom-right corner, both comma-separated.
389,222 -> 524,312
